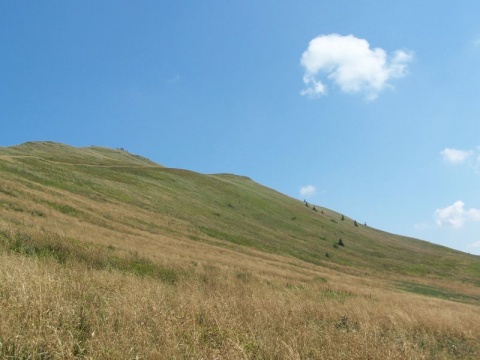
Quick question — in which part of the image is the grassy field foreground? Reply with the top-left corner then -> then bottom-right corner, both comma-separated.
1,240 -> 480,359
2,238 -> 480,359
1,142 -> 480,359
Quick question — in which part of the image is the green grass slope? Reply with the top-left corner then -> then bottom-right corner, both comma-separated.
0,141 -> 159,166
3,141 -> 480,359
1,141 -> 479,300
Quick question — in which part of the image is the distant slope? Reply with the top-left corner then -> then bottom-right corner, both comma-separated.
1,141 -> 159,167
1,141 -> 480,298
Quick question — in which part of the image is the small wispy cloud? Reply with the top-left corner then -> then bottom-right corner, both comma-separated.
167,74 -> 181,84
440,147 -> 473,164
469,240 -> 480,248
435,201 -> 480,228
473,36 -> 480,48
440,146 -> 480,173
300,185 -> 317,197
300,34 -> 413,100
414,222 -> 433,230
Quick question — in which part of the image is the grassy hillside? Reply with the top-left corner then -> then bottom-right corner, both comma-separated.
1,141 -> 480,359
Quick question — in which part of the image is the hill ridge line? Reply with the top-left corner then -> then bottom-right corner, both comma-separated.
0,154 -> 162,168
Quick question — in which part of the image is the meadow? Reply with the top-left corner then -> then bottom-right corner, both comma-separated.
1,142 -> 480,359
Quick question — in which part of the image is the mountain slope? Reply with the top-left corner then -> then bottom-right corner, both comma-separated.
2,141 -> 480,359
1,141 -> 478,286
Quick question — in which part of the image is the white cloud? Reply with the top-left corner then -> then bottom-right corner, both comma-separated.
300,34 -> 413,100
435,201 -> 480,228
440,147 -> 473,164
300,185 -> 317,197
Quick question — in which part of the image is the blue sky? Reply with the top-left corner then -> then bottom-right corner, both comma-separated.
1,1 -> 480,254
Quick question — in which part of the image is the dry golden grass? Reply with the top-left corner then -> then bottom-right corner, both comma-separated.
2,248 -> 480,359
1,220 -> 480,359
